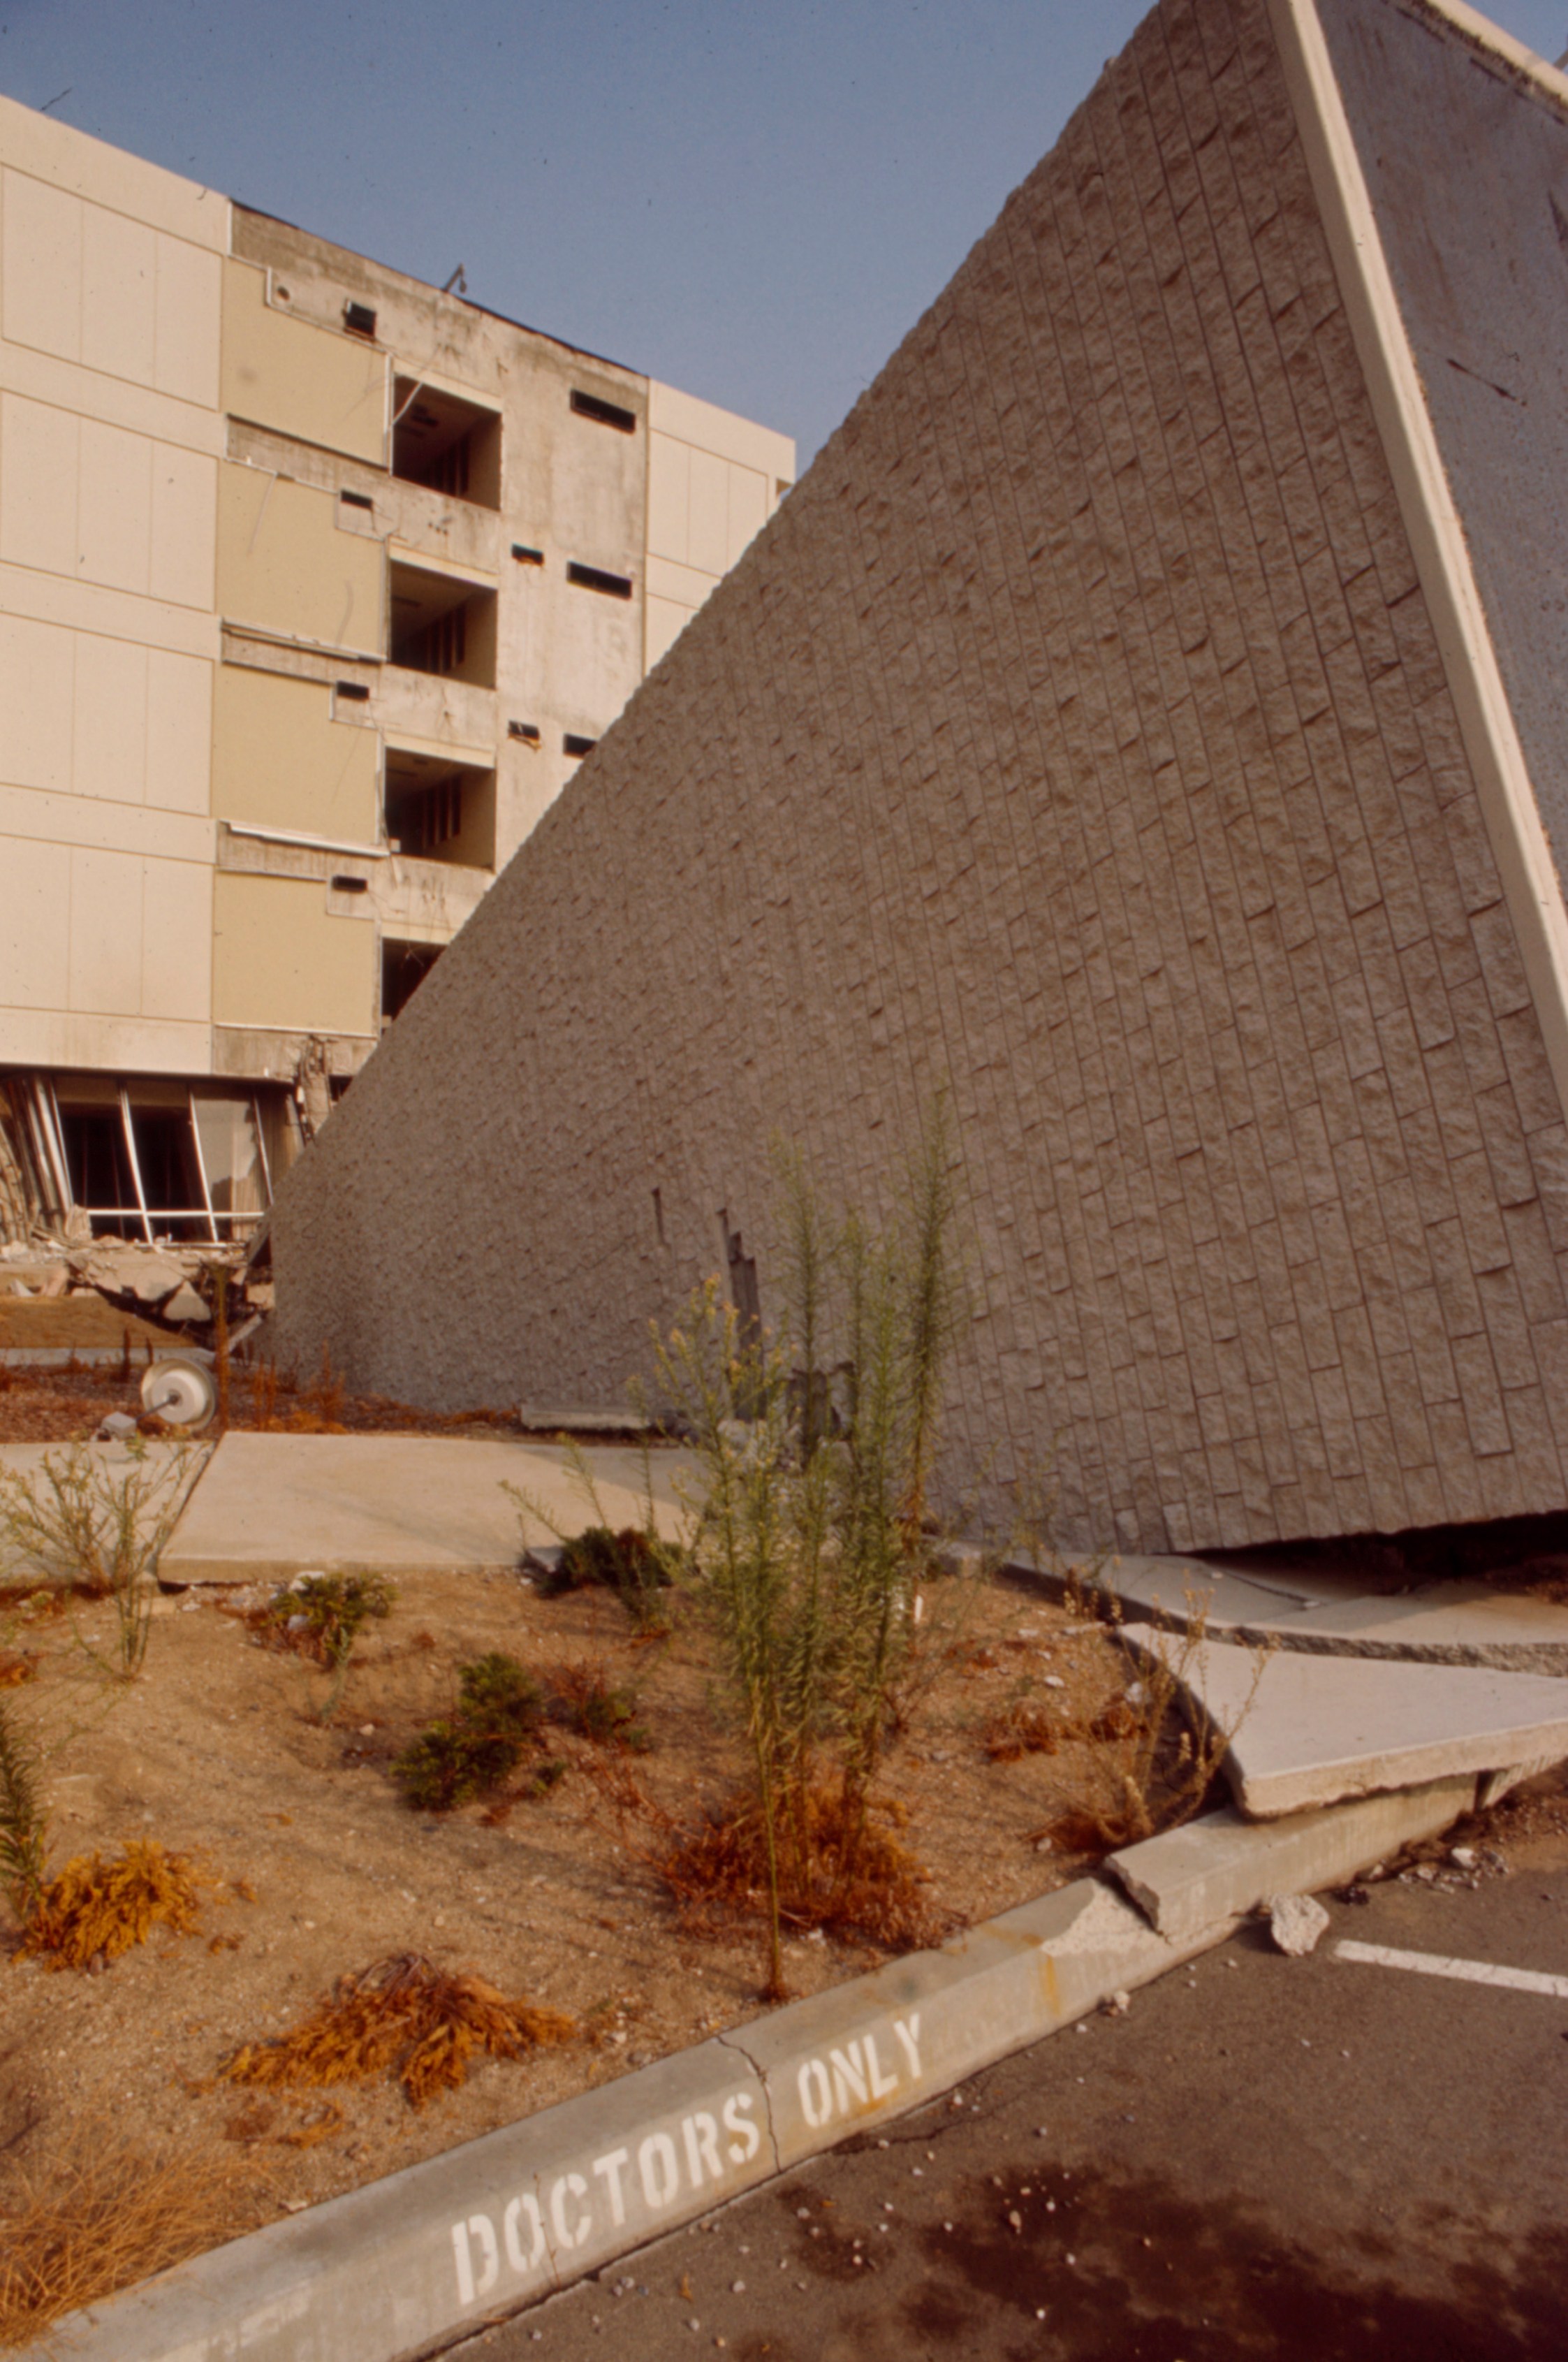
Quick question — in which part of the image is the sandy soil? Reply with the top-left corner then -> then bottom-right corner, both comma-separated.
0,1561 -> 1138,2233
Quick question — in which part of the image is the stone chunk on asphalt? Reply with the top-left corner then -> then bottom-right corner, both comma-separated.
1267,1894 -> 1331,1956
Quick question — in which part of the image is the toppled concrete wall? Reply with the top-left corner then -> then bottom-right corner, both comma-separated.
272,0 -> 1568,1555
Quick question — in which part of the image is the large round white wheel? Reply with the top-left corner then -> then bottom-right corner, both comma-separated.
140,1355 -> 218,1432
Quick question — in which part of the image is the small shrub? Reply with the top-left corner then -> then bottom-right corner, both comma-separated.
391,1652 -> 543,1811
0,2127 -> 258,2347
548,1661 -> 650,1752
259,1573 -> 395,1669
457,1651 -> 545,1740
540,1524 -> 675,1630
391,1721 -> 524,1813
21,1840 -> 215,1970
221,1951 -> 574,2109
505,1438 -> 681,1635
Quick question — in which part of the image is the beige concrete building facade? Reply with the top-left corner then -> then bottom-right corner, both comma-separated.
0,96 -> 792,1242
274,0 -> 1568,1558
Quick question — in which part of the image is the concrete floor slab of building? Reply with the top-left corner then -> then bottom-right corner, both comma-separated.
155,1430 -> 691,1586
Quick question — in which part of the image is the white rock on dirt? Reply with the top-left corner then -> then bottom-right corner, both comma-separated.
1267,1893 -> 1331,1955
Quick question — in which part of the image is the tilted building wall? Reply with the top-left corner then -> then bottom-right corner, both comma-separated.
273,0 -> 1568,1555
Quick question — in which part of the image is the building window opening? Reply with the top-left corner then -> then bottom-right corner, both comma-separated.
384,746 -> 497,870
570,388 -> 637,434
389,558 -> 497,687
563,733 -> 597,759
382,938 -> 444,1027
566,561 -> 633,601
21,1075 -> 286,1243
392,378 -> 501,509
344,300 -> 378,339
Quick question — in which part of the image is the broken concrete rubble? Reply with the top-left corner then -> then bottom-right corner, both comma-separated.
1266,1895 -> 1331,1957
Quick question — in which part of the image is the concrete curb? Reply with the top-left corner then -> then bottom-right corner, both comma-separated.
37,1777 -> 1482,2362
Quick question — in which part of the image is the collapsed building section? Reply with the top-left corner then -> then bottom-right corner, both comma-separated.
272,0 -> 1568,1556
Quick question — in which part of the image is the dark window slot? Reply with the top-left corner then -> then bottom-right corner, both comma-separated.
566,562 -> 633,601
563,734 -> 597,758
339,489 -> 374,511
511,544 -> 544,566
570,388 -> 636,433
335,680 -> 371,702
508,720 -> 541,744
330,875 -> 369,895
344,300 -> 377,339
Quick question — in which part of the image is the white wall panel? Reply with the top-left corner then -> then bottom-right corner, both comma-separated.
146,648 -> 210,814
0,836 -> 70,1011
0,611 -> 73,791
68,844 -> 142,1012
149,442 -> 215,608
73,632 -> 147,805
154,233 -> 220,407
76,416 -> 152,592
1,168 -> 80,361
80,203 -> 156,385
141,855 -> 210,1021
687,446 -> 728,577
646,430 -> 690,564
0,393 -> 78,574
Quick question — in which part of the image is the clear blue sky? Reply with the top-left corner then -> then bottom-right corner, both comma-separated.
2,0 -> 1565,468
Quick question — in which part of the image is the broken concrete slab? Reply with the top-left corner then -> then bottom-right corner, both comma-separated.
158,1431 -> 691,1587
1122,1624 -> 1568,1818
1044,1551 -> 1568,1675
1106,1775 -> 1475,1940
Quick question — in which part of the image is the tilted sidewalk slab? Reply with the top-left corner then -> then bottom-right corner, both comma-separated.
41,1874 -> 1236,2362
1030,1552 -> 1568,1675
157,1432 -> 689,1587
1122,1624 -> 1568,1818
1105,1775 -> 1477,1941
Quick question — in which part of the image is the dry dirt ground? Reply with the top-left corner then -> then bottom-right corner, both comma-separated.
0,1554 -> 1143,2238
0,1360 -> 570,1445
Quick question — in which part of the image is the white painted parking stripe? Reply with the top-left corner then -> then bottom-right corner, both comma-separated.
1334,1939 -> 1568,1998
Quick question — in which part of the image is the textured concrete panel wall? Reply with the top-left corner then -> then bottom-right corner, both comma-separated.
272,0 -> 1568,1554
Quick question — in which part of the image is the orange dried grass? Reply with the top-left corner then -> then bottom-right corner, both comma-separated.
0,2127 -> 258,2346
222,1952 -> 574,2110
21,1840 -> 216,1970
0,1654 -> 34,1690
660,1783 -> 946,1953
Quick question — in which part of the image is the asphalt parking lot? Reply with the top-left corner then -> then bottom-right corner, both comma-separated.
461,1797 -> 1568,2362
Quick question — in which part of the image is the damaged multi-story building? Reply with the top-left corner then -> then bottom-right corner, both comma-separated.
0,94 -> 793,1246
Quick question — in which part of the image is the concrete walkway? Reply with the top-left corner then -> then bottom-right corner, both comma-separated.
158,1431 -> 691,1585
